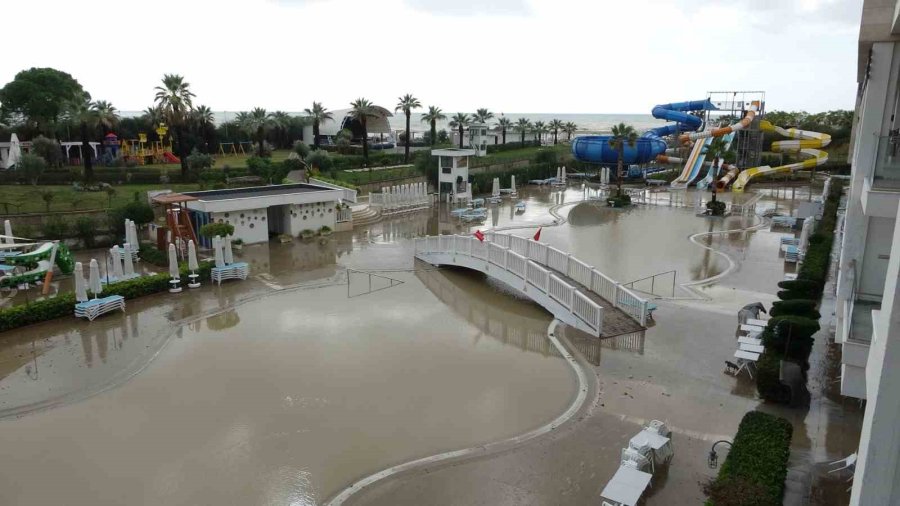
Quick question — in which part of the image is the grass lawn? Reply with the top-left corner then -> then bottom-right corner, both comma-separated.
62,150 -> 295,172
0,183 -> 201,214
333,166 -> 420,185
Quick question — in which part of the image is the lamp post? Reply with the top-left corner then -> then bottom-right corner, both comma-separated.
708,440 -> 733,469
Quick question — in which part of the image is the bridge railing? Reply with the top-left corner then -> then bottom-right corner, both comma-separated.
416,233 -> 651,327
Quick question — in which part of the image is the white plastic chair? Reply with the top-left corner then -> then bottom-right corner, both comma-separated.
827,453 -> 857,474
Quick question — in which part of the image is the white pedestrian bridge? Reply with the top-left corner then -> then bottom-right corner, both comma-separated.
414,232 -> 651,338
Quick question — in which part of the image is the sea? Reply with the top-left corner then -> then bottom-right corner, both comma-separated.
119,111 -> 665,135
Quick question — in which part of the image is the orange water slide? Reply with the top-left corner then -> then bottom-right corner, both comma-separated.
678,100 -> 761,146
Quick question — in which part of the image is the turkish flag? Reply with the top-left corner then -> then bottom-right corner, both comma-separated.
474,230 -> 485,242
533,227 -> 542,241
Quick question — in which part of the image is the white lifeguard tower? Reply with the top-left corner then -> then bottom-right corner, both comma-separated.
467,123 -> 489,157
432,148 -> 475,203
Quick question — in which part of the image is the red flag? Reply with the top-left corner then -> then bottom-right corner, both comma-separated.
474,230 -> 485,242
533,227 -> 542,241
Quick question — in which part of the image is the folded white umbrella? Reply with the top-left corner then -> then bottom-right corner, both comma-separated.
223,236 -> 234,265
111,246 -> 124,279
168,243 -> 180,279
89,259 -> 102,298
129,220 -> 139,247
213,236 -> 224,268
123,243 -> 135,277
74,262 -> 88,302
3,219 -> 12,245
188,240 -> 199,271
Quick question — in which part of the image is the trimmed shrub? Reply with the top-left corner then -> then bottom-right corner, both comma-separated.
292,140 -> 310,159
755,352 -> 789,402
485,140 -> 540,153
74,216 -> 97,248
708,411 -> 793,506
608,193 -> 632,208
776,279 -> 821,298
770,299 -> 820,320
707,200 -> 727,215
762,315 -> 819,364
41,216 -> 69,239
199,222 -> 234,239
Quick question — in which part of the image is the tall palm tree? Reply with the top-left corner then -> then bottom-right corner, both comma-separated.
474,108 -> 494,124
395,94 -> 421,163
514,118 -> 531,145
193,105 -> 215,153
533,121 -> 546,144
154,74 -> 195,176
496,117 -> 511,145
271,111 -> 292,149
704,136 -> 730,203
608,122 -> 638,196
563,121 -> 578,141
548,119 -> 564,145
63,98 -> 98,183
238,108 -> 274,157
421,106 -> 446,146
449,113 -> 470,149
349,98 -> 378,166
91,101 -> 119,133
304,102 -> 333,149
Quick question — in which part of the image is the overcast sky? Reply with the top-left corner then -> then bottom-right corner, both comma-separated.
2,0 -> 862,114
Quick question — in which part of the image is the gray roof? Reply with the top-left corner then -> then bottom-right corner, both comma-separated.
184,183 -> 333,202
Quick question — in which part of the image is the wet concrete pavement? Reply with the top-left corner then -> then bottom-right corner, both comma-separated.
0,183 -> 863,505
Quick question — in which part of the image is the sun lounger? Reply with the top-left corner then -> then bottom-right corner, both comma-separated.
747,318 -> 769,327
211,262 -> 249,285
600,465 -> 653,506
740,323 -> 764,333
738,336 -> 763,346
733,349 -> 760,378
739,343 -> 765,354
784,245 -> 800,263
74,295 -> 125,321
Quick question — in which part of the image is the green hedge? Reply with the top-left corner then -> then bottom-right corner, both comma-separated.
0,259 -> 212,333
707,411 -> 793,506
770,299 -> 820,320
485,141 -> 541,153
470,164 -> 557,195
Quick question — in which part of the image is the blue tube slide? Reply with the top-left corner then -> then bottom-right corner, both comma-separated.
572,99 -> 717,165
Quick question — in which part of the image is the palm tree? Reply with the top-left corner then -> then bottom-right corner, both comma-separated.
704,136 -> 730,203
193,105 -> 215,153
496,117 -> 512,145
154,74 -> 195,176
533,121 -> 546,144
395,94 -> 421,163
238,108 -> 274,157
608,122 -> 638,196
271,111 -> 292,149
91,101 -> 119,133
563,121 -> 578,141
349,98 -> 378,166
449,113 -> 470,149
421,106 -> 446,146
548,119 -> 564,145
304,102 -> 333,149
63,98 -> 98,183
514,118 -> 531,145
474,108 -> 494,124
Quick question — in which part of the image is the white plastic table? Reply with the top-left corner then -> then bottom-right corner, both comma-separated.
739,343 -> 765,354
738,336 -> 763,346
734,350 -> 761,378
747,318 -> 769,327
600,465 -> 653,506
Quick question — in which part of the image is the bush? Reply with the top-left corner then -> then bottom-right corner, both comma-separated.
292,140 -> 310,159
115,201 -> 155,226
282,156 -> 306,172
485,140 -> 541,153
74,216 -> 97,248
705,476 -> 773,506
533,149 -> 559,166
763,315 -> 819,362
776,279 -> 821,298
708,411 -> 793,505
755,352 -> 790,402
306,149 -> 334,172
185,149 -> 214,181
41,216 -> 69,239
608,193 -> 632,207
707,200 -> 727,215
199,222 -> 234,239
770,299 -> 820,320
31,136 -> 63,167
19,153 -> 47,185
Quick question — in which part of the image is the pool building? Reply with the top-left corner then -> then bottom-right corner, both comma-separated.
182,183 -> 355,246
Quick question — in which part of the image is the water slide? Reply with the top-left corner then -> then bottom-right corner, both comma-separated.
571,99 -> 715,169
730,121 -> 831,192
163,152 -> 180,163
696,132 -> 737,190
1,242 -> 74,288
662,137 -> 712,188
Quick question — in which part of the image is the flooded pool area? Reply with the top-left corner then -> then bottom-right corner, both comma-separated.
0,180 -> 861,506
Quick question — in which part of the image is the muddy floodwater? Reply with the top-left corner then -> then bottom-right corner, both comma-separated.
0,273 -> 575,504
0,181 -> 844,505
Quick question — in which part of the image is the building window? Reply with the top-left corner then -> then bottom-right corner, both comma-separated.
442,167 -> 451,174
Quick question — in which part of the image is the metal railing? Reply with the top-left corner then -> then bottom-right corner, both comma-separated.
416,232 -> 652,327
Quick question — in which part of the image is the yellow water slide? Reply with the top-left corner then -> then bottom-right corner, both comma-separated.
730,121 -> 831,192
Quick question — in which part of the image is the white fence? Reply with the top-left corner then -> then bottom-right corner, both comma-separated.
415,232 -> 653,329
369,182 -> 430,214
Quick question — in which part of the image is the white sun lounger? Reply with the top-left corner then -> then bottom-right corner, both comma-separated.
739,343 -> 765,354
600,465 -> 653,506
740,323 -> 765,333
733,349 -> 760,378
738,336 -> 763,346
747,318 -> 769,327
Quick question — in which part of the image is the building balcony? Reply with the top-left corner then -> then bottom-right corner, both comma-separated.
840,301 -> 880,399
873,135 -> 900,190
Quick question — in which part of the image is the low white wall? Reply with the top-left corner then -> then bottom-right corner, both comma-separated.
286,200 -> 337,236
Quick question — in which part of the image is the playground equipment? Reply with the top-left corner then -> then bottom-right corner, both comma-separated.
0,240 -> 74,289
728,121 -> 831,192
119,129 -> 180,165
218,141 -> 254,156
